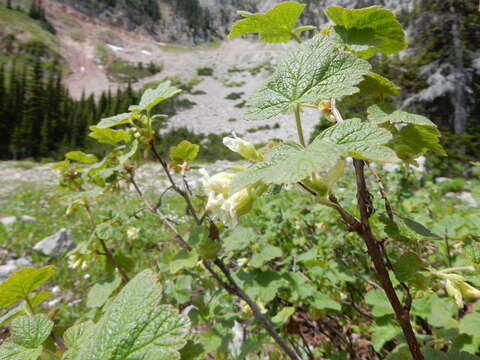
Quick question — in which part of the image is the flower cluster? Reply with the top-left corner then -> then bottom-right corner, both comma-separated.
200,134 -> 265,226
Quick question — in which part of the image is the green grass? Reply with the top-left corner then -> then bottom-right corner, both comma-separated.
0,174 -> 187,324
0,159 -> 479,331
53,10 -> 81,30
107,58 -> 162,83
0,5 -> 59,53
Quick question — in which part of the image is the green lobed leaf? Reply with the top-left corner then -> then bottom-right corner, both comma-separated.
63,321 -> 95,349
96,113 -> 133,129
325,5 -> 406,57
328,26 -> 381,57
73,269 -> 190,360
287,273 -> 315,301
29,291 -> 53,308
166,275 -> 193,304
250,244 -> 283,268
392,124 -> 446,163
0,342 -> 42,360
0,266 -> 55,310
129,81 -> 181,112
318,118 -> 399,163
365,289 -> 394,317
393,252 -> 426,283
398,216 -> 441,240
169,249 -> 199,274
65,151 -> 98,164
169,140 -> 200,165
197,237 -> 222,260
272,307 -> 295,326
0,304 -> 26,327
10,315 -> 53,348
86,274 -> 122,308
386,344 -> 411,360
423,348 -> 480,360
246,35 -> 371,120
230,139 -> 343,194
311,293 -> 341,311
89,126 -> 132,145
235,270 -> 288,304
426,295 -> 458,328
371,322 -> 399,352
459,312 -> 480,337
228,1 -> 308,43
62,321 -> 95,360
357,73 -> 400,97
117,139 -> 139,165
368,104 -> 436,126
223,227 -> 256,253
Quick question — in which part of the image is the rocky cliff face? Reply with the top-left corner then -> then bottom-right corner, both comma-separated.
54,0 -> 415,44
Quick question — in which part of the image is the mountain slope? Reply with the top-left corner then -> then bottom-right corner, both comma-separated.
0,4 -> 61,68
54,0 -> 415,44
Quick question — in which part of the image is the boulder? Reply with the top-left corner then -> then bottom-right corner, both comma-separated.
0,257 -> 33,281
33,228 -> 75,256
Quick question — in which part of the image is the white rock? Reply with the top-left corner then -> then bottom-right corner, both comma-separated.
68,299 -> 82,307
106,44 -> 123,52
383,163 -> 401,172
436,177 -> 450,183
0,261 -> 18,280
0,216 -> 17,226
33,228 -> 75,256
0,215 -> 36,226
0,257 -> 33,281
458,192 -> 478,207
47,298 -> 61,307
229,321 -> 244,356
51,285 -> 61,294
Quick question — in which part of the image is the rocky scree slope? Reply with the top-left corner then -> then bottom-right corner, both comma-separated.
54,0 -> 415,44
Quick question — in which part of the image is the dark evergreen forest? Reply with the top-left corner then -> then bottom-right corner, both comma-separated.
0,60 -> 138,160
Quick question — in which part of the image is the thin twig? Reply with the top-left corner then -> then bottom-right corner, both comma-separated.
298,182 -> 317,196
367,162 -> 394,221
71,180 -> 130,283
379,241 -> 412,311
155,185 -> 173,210
150,142 -> 201,225
213,258 -> 301,360
129,165 -> 300,359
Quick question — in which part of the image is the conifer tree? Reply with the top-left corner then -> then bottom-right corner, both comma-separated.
0,64 -> 7,159
23,57 -> 45,158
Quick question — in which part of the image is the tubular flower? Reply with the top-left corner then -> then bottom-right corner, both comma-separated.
445,280 -> 463,307
223,133 -> 264,162
220,188 -> 255,227
200,170 -> 235,213
443,277 -> 480,307
199,169 -> 261,226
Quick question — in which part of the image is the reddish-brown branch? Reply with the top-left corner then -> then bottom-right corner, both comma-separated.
353,159 -> 423,360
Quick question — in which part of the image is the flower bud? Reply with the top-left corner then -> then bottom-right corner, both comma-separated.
221,188 -> 256,226
223,133 -> 263,162
126,226 -> 139,241
445,279 -> 463,307
204,172 -> 234,197
457,281 -> 480,300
